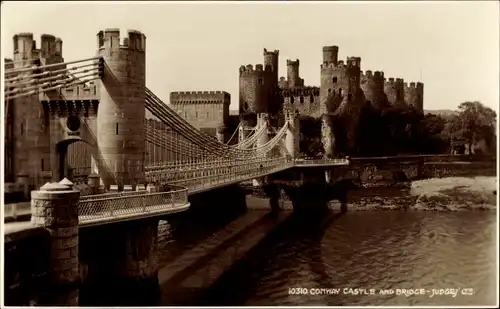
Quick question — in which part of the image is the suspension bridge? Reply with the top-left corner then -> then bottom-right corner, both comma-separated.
4,30 -> 349,227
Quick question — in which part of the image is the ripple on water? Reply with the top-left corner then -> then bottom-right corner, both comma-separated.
199,210 -> 496,306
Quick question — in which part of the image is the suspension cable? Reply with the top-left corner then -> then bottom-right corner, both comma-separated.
5,76 -> 100,100
5,56 -> 101,75
5,68 -> 98,95
5,61 -> 97,84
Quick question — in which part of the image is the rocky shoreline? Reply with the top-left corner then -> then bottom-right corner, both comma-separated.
242,176 -> 497,212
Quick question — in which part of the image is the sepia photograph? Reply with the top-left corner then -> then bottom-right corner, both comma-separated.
1,0 -> 498,307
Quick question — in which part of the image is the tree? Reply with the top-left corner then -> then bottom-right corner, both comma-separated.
447,101 -> 497,154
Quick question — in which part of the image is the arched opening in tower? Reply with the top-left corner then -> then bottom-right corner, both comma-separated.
57,140 -> 92,182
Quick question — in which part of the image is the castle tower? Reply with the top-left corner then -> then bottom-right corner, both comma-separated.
96,29 -> 146,190
320,46 -> 362,157
360,70 -> 386,111
404,82 -> 424,112
322,46 -> 338,65
286,59 -> 304,88
384,77 -> 406,108
263,48 -> 279,85
239,64 -> 275,114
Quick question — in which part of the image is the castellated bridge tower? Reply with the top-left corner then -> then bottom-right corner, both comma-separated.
6,33 -> 64,187
320,45 -> 363,157
286,59 -> 304,88
384,77 -> 406,108
404,82 -> 424,112
360,70 -> 387,112
96,29 -> 146,190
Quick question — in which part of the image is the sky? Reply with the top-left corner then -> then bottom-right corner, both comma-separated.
2,1 -> 499,112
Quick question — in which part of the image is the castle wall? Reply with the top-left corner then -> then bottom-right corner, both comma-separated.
282,87 -> 321,118
170,91 -> 230,133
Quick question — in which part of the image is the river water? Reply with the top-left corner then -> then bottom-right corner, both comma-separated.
155,176 -> 498,307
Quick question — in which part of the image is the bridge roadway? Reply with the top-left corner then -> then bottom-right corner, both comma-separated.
3,157 -> 349,237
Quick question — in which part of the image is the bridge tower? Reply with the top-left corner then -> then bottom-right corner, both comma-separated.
96,29 -> 146,190
6,33 -> 64,189
284,107 -> 300,158
252,113 -> 271,186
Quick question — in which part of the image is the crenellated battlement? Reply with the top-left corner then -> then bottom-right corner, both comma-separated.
13,33 -> 63,58
346,57 -> 361,68
403,82 -> 424,91
281,86 -> 320,97
323,46 -> 339,52
170,90 -> 230,104
97,29 -> 146,52
287,59 -> 300,66
172,90 -> 228,95
384,77 -> 405,88
239,64 -> 273,75
361,70 -> 385,81
320,60 -> 346,70
263,48 -> 279,56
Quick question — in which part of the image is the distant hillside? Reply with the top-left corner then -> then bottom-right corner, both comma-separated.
424,109 -> 457,117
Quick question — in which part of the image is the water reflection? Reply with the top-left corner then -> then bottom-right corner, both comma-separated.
194,210 -> 496,306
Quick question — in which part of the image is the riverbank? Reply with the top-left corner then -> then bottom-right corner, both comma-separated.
245,176 -> 497,212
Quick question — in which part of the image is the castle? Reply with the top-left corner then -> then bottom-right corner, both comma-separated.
173,45 -> 424,156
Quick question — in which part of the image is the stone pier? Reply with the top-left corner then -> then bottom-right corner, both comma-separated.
30,180 -> 81,306
262,183 -> 281,213
79,218 -> 161,306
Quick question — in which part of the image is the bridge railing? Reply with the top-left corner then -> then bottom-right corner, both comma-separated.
147,157 -> 294,192
293,158 -> 350,165
78,186 -> 188,225
79,190 -> 150,201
